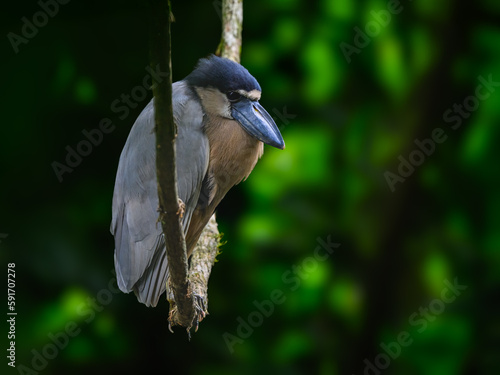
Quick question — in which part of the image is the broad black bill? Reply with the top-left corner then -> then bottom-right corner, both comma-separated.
232,99 -> 285,150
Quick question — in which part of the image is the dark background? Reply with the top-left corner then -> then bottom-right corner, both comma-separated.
1,0 -> 499,374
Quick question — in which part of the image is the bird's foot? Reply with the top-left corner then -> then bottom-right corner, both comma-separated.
177,198 -> 185,218
192,293 -> 208,333
167,292 -> 208,338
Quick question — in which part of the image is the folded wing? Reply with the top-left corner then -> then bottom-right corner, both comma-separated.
111,81 -> 209,307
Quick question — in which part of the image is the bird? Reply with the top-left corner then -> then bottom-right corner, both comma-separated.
111,55 -> 285,307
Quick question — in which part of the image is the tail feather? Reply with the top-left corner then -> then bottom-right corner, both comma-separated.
132,235 -> 169,307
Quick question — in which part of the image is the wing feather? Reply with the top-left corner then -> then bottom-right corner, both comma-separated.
111,81 -> 209,307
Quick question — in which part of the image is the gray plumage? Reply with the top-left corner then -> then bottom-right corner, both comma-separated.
111,56 -> 284,307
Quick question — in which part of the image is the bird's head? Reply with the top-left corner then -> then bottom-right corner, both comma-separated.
185,55 -> 285,150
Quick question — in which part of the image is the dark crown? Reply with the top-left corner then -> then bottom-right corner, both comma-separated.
185,55 -> 261,93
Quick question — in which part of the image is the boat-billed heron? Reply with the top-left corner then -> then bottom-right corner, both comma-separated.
111,55 -> 285,307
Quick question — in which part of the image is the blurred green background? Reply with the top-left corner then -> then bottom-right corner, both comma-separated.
1,0 -> 499,374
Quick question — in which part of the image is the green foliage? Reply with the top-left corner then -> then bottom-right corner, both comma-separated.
1,0 -> 498,374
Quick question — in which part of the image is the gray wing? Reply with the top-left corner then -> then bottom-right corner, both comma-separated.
111,81 -> 209,307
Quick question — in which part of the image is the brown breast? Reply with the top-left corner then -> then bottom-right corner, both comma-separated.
185,117 -> 264,254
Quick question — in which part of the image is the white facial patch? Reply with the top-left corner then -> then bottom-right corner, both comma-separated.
238,89 -> 261,101
195,87 -> 232,119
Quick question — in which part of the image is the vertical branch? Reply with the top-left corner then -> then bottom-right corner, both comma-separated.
188,216 -> 221,308
148,0 -> 243,333
216,0 -> 243,63
187,0 -> 243,323
148,0 -> 195,329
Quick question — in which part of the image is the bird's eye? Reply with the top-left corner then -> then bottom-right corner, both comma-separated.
226,91 -> 242,102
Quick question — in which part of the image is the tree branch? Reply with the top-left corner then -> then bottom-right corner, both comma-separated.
187,215 -> 221,309
183,0 -> 243,321
172,0 -> 243,331
149,0 -> 243,335
216,0 -> 243,63
148,0 -> 195,329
